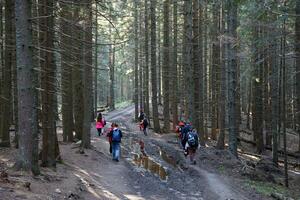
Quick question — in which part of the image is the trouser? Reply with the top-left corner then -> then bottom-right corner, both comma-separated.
109,142 -> 112,154
97,128 -> 102,136
143,125 -> 147,136
112,142 -> 121,161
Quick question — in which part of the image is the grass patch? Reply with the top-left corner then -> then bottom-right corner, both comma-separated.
244,180 -> 288,197
218,165 -> 225,173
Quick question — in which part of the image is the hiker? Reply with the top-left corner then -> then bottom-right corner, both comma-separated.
175,121 -> 185,140
185,129 -> 199,164
107,123 -> 123,162
96,112 -> 106,136
106,123 -> 115,154
181,122 -> 193,155
141,117 -> 149,136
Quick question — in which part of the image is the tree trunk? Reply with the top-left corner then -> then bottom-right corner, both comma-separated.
144,0 -> 150,119
183,0 -> 194,123
252,24 -> 264,154
281,12 -> 288,187
171,0 -> 178,130
82,1 -> 93,149
73,5 -> 84,140
150,0 -> 161,133
94,2 -> 99,118
61,2 -> 74,143
40,0 -> 57,167
211,2 -> 220,141
271,23 -> 279,165
227,0 -> 238,157
0,1 -> 3,140
134,0 -> 139,121
15,0 -> 40,175
162,0 -> 170,132
296,0 -> 300,153
217,2 -> 226,149
0,0 -> 15,147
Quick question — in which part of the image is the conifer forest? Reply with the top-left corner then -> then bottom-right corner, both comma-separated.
0,0 -> 299,199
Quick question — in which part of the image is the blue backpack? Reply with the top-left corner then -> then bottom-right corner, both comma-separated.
187,131 -> 198,147
112,129 -> 121,142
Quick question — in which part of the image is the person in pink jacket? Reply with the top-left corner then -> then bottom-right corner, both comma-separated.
96,112 -> 106,136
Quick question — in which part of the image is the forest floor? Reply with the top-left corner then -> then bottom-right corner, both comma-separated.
0,105 -> 299,200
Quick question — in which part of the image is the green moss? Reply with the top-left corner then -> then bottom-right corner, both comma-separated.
218,165 -> 225,173
244,180 -> 287,197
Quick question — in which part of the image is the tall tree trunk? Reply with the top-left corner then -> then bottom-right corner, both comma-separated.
227,0 -> 238,157
144,0 -> 150,119
183,0 -> 194,123
162,0 -> 170,132
252,24 -> 264,154
0,1 -> 3,140
296,0 -> 300,153
157,7 -> 162,105
139,9 -> 144,111
150,0 -> 161,133
271,21 -> 279,164
94,2 -> 99,117
61,2 -> 74,143
282,12 -> 288,187
82,1 -> 93,149
217,2 -> 226,149
73,5 -> 84,140
0,0 -> 15,147
15,0 -> 40,175
134,0 -> 139,120
40,0 -> 57,167
211,2 -> 220,141
171,0 -> 178,130
203,0 -> 208,139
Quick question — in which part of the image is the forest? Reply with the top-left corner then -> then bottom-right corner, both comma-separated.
0,0 -> 299,199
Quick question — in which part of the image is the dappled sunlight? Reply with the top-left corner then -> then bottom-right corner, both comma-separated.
74,173 -> 119,200
124,194 -> 146,200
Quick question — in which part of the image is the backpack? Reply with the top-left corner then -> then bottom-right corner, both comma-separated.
112,129 -> 121,142
187,132 -> 198,147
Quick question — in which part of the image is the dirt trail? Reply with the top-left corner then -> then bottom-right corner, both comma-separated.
0,105 -> 263,200
96,105 -> 252,200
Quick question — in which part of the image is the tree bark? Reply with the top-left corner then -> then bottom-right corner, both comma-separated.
40,0 -> 57,167
211,2 -> 220,141
0,0 -> 15,147
227,0 -> 238,157
162,0 -> 170,132
252,24 -> 264,154
82,0 -> 93,149
217,2 -> 226,149
134,0 -> 139,121
183,0 -> 194,123
171,0 -> 178,130
144,0 -> 150,119
73,5 -> 84,140
15,0 -> 40,175
61,2 -> 74,143
150,0 -> 161,133
296,0 -> 300,152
